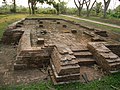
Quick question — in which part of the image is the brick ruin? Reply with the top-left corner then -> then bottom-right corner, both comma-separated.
2,18 -> 120,85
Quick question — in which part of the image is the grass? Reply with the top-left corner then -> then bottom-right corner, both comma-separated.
83,16 -> 120,26
0,14 -> 28,39
72,15 -> 120,26
0,14 -> 120,90
0,15 -> 8,19
0,73 -> 120,90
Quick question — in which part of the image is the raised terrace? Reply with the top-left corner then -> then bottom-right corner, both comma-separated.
2,18 -> 120,85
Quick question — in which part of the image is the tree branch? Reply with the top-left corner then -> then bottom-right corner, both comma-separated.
89,0 -> 96,12
74,0 -> 79,9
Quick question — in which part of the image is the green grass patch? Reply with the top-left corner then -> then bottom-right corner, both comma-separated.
0,73 -> 120,90
73,15 -> 120,26
0,15 -> 8,19
0,14 -> 28,39
84,16 -> 120,26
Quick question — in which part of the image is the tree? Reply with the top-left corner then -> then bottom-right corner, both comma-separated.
85,0 -> 96,17
3,0 -> 16,13
52,1 -> 60,15
111,5 -> 120,18
95,2 -> 102,16
103,0 -> 111,18
12,0 -> 16,13
2,0 -> 7,5
28,0 -> 53,14
74,0 -> 85,16
59,1 -> 67,14
31,0 -> 37,14
28,0 -> 32,14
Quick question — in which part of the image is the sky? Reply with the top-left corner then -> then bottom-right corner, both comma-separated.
0,0 -> 120,9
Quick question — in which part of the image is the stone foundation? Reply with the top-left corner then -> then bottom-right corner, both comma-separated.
2,18 -> 120,84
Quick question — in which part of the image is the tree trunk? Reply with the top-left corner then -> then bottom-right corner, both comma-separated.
28,3 -> 31,14
78,8 -> 82,16
87,10 -> 90,17
57,3 -> 60,15
13,0 -> 16,13
31,3 -> 35,14
103,6 -> 107,18
86,8 -> 90,17
74,0 -> 84,16
78,9 -> 80,16
103,0 -> 111,18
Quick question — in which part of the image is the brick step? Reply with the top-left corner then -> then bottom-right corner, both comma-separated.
109,70 -> 120,73
49,70 -> 80,85
14,63 -> 27,70
60,55 -> 77,66
60,60 -> 78,66
50,64 -> 80,83
107,58 -> 120,63
49,67 -> 80,85
99,52 -> 118,59
71,48 -> 89,52
50,60 -> 80,76
109,62 -> 120,69
77,58 -> 96,65
71,45 -> 89,52
74,52 -> 93,58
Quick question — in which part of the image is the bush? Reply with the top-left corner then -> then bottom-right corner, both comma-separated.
65,8 -> 77,15
38,8 -> 57,14
111,12 -> 120,18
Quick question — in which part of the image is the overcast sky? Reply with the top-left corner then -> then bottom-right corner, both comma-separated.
0,0 -> 120,9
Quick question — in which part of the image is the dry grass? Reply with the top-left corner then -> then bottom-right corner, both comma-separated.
0,14 -> 28,38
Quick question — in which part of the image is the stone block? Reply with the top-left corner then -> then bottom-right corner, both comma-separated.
37,38 -> 44,45
63,25 -> 67,28
57,22 -> 60,24
71,29 -> 77,34
39,24 -> 44,28
14,63 -> 27,70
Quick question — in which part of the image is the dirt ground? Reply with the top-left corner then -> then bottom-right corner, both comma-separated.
0,44 -> 48,86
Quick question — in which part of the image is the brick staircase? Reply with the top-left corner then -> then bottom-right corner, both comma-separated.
70,44 -> 96,66
88,42 -> 120,73
50,46 -> 80,85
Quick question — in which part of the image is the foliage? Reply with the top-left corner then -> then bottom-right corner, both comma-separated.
28,0 -> 53,14
52,1 -> 60,15
0,5 -> 29,14
2,0 -> 16,13
111,5 -> 120,18
94,2 -> 102,16
65,8 -> 78,15
38,8 -> 57,14
59,1 -> 67,14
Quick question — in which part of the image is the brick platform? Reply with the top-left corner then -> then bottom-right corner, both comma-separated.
2,18 -> 120,84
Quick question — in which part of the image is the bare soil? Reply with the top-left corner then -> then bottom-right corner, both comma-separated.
0,44 -> 48,86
